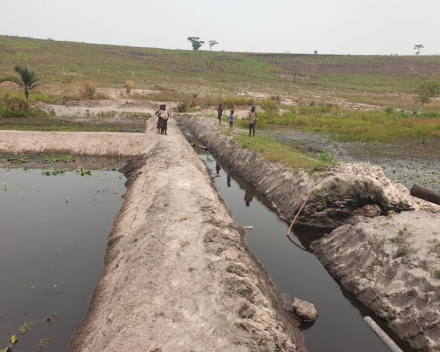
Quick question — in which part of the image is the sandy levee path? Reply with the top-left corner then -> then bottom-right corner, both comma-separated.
65,120 -> 304,352
0,131 -> 152,156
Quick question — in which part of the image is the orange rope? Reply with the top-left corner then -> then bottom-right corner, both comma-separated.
287,149 -> 342,237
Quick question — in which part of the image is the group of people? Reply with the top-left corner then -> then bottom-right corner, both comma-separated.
217,104 -> 258,137
156,103 -> 258,137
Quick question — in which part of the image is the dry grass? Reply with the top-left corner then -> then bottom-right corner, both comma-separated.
124,80 -> 135,94
79,81 -> 96,99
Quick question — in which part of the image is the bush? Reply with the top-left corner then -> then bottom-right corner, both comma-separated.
80,81 -> 96,99
260,99 -> 279,115
124,80 -> 135,94
177,102 -> 188,112
384,106 -> 394,114
0,92 -> 30,117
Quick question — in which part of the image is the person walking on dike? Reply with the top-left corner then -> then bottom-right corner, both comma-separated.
249,105 -> 258,137
217,104 -> 223,124
229,109 -> 234,129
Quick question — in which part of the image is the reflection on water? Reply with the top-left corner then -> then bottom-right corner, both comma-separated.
195,145 -> 411,352
0,167 -> 126,352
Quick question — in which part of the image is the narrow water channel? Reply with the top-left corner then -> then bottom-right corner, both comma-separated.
193,145 -> 412,352
0,165 -> 126,351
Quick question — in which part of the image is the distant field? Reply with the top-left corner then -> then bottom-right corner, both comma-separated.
1,35 -> 440,96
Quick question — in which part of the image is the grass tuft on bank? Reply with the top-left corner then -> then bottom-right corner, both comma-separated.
234,133 -> 324,169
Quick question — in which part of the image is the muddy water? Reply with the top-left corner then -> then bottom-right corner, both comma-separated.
0,165 -> 126,351
194,146 -> 412,352
261,126 -> 440,193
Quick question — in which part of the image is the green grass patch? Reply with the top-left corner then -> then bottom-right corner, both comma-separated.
252,107 -> 440,143
234,133 -> 324,169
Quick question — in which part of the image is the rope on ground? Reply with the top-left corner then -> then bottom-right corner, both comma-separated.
287,149 -> 342,237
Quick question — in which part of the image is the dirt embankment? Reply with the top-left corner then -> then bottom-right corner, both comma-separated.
177,116 -> 438,228
0,131 -> 152,156
67,119 -> 304,352
314,212 -> 440,351
177,115 -> 440,351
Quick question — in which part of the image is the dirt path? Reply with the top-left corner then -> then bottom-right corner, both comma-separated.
0,131 -> 152,156
64,120 -> 303,351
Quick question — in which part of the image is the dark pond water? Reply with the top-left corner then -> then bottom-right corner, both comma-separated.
194,145 -> 413,352
0,164 -> 126,351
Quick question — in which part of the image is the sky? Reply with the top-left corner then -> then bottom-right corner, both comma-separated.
0,0 -> 439,55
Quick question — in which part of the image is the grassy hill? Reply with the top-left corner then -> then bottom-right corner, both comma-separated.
1,35 -> 440,96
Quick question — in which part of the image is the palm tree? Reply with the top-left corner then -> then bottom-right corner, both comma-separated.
0,66 -> 40,99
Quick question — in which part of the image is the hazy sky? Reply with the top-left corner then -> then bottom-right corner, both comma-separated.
1,0 -> 439,55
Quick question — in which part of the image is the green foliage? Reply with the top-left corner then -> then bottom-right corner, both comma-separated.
7,155 -> 28,164
0,92 -> 30,117
414,81 -> 440,113
260,99 -> 279,115
43,155 -> 76,163
187,37 -> 204,51
318,150 -> 333,163
384,106 -> 394,114
0,66 -> 40,99
434,270 -> 440,279
234,133 -> 324,169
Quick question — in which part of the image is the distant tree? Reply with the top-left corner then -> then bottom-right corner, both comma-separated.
208,40 -> 219,51
314,50 -> 318,55
187,37 -> 204,51
413,81 -> 440,115
0,66 -> 40,99
414,44 -> 424,55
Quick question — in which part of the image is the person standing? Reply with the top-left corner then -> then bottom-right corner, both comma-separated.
160,105 -> 170,135
217,104 -> 223,124
249,106 -> 258,137
155,104 -> 165,134
229,109 -> 234,129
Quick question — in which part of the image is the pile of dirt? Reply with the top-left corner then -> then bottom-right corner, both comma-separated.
313,212 -> 440,351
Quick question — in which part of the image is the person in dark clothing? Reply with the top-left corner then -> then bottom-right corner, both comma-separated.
229,110 -> 234,128
217,104 -> 223,124
227,175 -> 231,187
155,105 -> 170,135
249,106 -> 258,137
215,162 -> 221,175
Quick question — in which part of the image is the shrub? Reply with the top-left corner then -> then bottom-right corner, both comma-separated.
80,81 -> 96,99
177,102 -> 188,112
309,101 -> 316,106
124,80 -> 135,94
260,99 -> 279,115
384,106 -> 394,114
0,92 -> 30,117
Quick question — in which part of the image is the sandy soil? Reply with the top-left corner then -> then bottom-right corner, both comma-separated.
0,131 -> 151,156
313,212 -> 440,351
58,119 -> 303,352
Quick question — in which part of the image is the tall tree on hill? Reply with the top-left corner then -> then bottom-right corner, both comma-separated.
414,44 -> 424,55
0,66 -> 40,99
187,37 -> 204,51
208,40 -> 219,51
413,81 -> 440,115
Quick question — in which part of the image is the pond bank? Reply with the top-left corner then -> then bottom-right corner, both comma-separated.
178,115 -> 440,351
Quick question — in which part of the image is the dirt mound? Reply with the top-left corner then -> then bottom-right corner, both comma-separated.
313,211 -> 440,351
